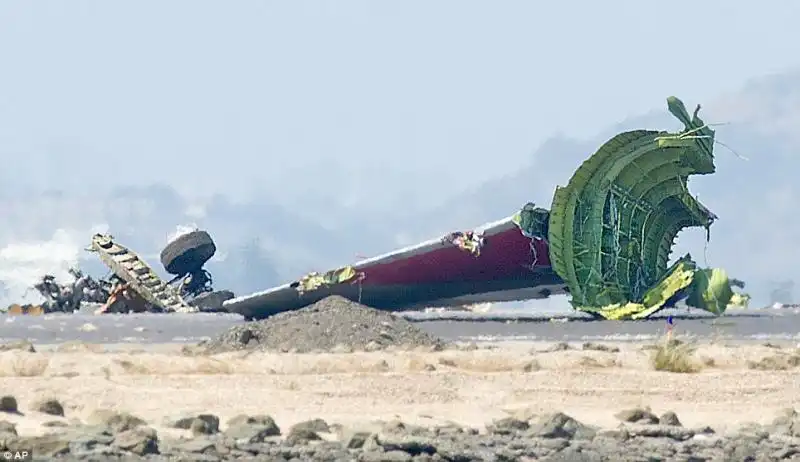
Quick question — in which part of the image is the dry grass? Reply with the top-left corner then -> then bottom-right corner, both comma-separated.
650,337 -> 701,373
576,356 -> 620,368
54,341 -> 105,354
0,341 -> 797,437
434,354 -> 540,373
5,339 -> 795,380
746,351 -> 800,371
112,357 -> 235,375
0,354 -> 50,377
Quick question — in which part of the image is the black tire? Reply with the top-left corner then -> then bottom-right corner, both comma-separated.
188,290 -> 235,312
160,230 -> 217,275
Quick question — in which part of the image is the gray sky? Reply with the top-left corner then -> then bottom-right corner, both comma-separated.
1,0 -> 799,211
2,1 -> 800,308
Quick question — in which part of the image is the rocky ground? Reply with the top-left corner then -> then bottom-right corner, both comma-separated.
197,296 -> 445,354
2,296 -> 799,461
1,397 -> 799,461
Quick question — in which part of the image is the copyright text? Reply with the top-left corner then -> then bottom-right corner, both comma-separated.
1,450 -> 32,461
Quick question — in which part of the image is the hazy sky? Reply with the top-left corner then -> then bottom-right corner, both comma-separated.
1,1 -> 799,209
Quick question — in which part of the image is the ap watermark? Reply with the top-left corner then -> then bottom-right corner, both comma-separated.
2,450 -> 32,461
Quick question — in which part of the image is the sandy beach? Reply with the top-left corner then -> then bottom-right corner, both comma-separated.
1,339 -> 797,439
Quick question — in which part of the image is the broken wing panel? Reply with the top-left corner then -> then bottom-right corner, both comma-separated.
354,217 -> 549,286
223,217 -> 564,319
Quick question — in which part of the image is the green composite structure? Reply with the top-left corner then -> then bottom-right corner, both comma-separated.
544,97 -> 746,320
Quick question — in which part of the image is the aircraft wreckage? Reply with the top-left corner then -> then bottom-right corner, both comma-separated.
4,96 -> 750,320
7,231 -> 235,315
222,96 -> 750,321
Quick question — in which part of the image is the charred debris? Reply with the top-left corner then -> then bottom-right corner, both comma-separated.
5,230 -> 235,316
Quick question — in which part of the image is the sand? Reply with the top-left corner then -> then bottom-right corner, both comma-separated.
0,339 -> 797,439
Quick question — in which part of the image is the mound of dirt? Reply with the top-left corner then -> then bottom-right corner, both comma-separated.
198,296 -> 445,354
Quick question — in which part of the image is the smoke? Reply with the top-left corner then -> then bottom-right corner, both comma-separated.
166,224 -> 198,244
0,225 -> 108,307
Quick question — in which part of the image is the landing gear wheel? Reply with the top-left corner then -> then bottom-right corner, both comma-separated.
187,290 -> 235,312
160,231 -> 217,275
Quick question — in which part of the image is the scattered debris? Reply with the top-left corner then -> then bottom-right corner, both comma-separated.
225,97 -> 749,321
4,230 -> 235,315
4,268 -> 115,315
1,97 -> 750,323
442,231 -> 485,256
290,266 -> 362,295
512,202 -> 550,240
159,230 -> 235,311
197,295 -> 445,354
95,283 -> 152,314
87,233 -> 196,313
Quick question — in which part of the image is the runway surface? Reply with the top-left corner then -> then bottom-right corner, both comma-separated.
1,307 -> 799,346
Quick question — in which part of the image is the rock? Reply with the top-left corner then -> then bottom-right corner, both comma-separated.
434,444 -> 483,462
168,413 -> 220,434
290,418 -> 330,434
42,420 -> 68,428
380,421 -> 430,437
190,418 -> 216,436
626,424 -> 696,441
359,450 -> 413,462
730,423 -> 770,443
0,396 -> 18,413
235,328 -> 253,346
171,437 -> 218,454
376,433 -> 437,455
534,437 -> 570,452
112,426 -> 159,455
381,420 -> 407,433
171,453 -> 223,462
33,398 -> 64,417
12,434 -> 70,457
0,341 -> 35,353
594,427 -> 630,442
528,412 -> 596,440
488,417 -> 529,434
0,421 -> 16,435
87,409 -> 146,433
286,427 -> 321,445
614,407 -> 660,425
659,411 -> 682,426
226,414 -> 280,435
768,408 -> 799,436
345,431 -> 372,449
772,446 -> 800,460
723,438 -> 760,461
67,427 -> 115,455
544,446 -> 605,462
225,423 -> 278,444
434,423 -> 471,437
